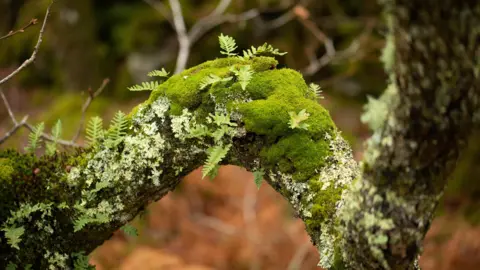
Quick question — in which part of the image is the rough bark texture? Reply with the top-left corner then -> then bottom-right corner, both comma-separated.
0,1 -> 479,269
338,1 -> 480,269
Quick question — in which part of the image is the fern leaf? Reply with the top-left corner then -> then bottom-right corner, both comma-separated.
46,119 -> 62,156
219,33 -> 237,56
202,144 -> 231,179
120,224 -> 138,237
128,81 -> 159,91
288,109 -> 310,130
252,169 -> 264,189
72,252 -> 95,270
24,122 -> 44,153
199,74 -> 233,90
241,43 -> 287,60
230,65 -> 254,90
86,116 -> 104,147
2,226 -> 25,250
309,83 -> 324,99
105,111 -> 129,148
147,68 -> 169,78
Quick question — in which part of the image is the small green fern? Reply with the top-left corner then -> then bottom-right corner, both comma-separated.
147,68 -> 169,78
86,116 -> 104,147
219,33 -> 237,56
120,224 -> 138,237
241,43 -> 287,60
24,122 -> 44,153
288,109 -> 310,130
72,252 -> 95,270
45,119 -> 62,156
105,111 -> 129,148
128,81 -> 160,92
200,74 -> 233,90
2,226 -> 25,250
202,144 -> 231,180
230,65 -> 254,90
309,83 -> 324,99
252,169 -> 264,190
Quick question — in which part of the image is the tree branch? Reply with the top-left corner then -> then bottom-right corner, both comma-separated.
0,18 -> 39,41
0,1 -> 54,86
71,78 -> 110,143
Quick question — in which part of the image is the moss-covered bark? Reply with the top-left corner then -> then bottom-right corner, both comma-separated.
338,1 -> 480,269
0,56 -> 356,269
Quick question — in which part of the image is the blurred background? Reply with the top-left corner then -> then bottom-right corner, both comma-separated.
1,0 -> 479,269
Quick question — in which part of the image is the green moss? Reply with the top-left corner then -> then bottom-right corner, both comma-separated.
0,158 -> 14,184
237,69 -> 333,139
261,134 -> 331,181
304,180 -> 343,230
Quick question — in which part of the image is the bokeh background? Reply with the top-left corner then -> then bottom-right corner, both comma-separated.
1,0 -> 479,269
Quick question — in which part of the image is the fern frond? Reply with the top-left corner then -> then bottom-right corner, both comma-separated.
2,226 -> 25,250
199,74 -> 233,90
288,109 -> 310,130
147,68 -> 169,78
85,116 -> 104,147
202,144 -> 231,179
241,43 -> 287,60
45,119 -> 62,156
252,169 -> 264,189
72,252 -> 95,270
230,65 -> 254,90
219,33 -> 237,56
309,83 -> 324,99
128,81 -> 159,91
120,224 -> 138,237
24,122 -> 44,153
105,111 -> 129,148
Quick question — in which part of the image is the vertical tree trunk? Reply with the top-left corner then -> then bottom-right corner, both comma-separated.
338,1 -> 480,269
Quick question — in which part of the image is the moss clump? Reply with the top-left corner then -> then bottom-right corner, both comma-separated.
261,134 -> 331,182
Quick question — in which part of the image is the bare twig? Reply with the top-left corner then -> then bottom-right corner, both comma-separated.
71,78 -> 110,143
300,14 -> 376,76
0,18 -> 39,41
0,115 -> 29,145
147,0 -> 259,74
168,0 -> 191,74
0,1 -> 54,86
188,9 -> 259,44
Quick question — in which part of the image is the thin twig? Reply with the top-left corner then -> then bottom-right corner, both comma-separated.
168,0 -> 191,74
0,18 -> 39,41
148,0 -> 258,73
0,1 -> 54,86
301,18 -> 376,76
0,116 -> 29,145
1,91 -> 18,125
71,78 -> 110,143
189,9 -> 259,44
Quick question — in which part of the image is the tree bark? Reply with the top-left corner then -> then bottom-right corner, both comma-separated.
338,0 -> 480,269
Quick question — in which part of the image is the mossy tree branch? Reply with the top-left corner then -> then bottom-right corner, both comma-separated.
1,1 -> 479,269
